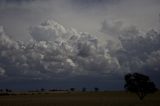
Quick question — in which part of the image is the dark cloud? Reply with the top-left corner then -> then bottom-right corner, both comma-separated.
101,20 -> 160,86
0,0 -> 159,41
0,0 -> 160,89
0,21 -> 120,82
0,0 -> 35,3
71,0 -> 121,5
0,18 -> 160,89
0,18 -> 160,88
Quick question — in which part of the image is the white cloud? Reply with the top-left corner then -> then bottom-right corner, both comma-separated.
30,20 -> 68,41
0,17 -> 160,82
0,67 -> 5,76
0,21 -> 122,80
100,18 -> 160,76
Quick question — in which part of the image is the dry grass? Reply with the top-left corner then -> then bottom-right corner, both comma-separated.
0,91 -> 160,106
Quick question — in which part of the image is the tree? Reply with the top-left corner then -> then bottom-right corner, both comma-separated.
0,89 -> 3,93
40,88 -> 45,92
70,88 -> 75,92
94,87 -> 99,92
124,73 -> 157,100
82,88 -> 86,92
5,89 -> 12,93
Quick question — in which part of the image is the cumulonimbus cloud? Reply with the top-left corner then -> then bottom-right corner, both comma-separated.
0,20 -> 121,80
101,20 -> 160,75
0,19 -> 160,82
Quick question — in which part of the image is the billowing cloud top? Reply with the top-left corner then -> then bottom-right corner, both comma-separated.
0,20 -> 121,81
0,19 -> 160,84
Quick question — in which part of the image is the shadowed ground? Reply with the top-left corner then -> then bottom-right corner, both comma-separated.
0,91 -> 160,106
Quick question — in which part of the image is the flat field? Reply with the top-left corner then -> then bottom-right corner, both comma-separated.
0,91 -> 160,106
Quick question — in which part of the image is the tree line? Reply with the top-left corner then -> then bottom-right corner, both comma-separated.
0,72 -> 158,101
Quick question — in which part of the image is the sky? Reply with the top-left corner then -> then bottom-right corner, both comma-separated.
0,0 -> 160,90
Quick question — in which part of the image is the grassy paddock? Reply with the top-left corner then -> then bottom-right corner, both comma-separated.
0,91 -> 160,106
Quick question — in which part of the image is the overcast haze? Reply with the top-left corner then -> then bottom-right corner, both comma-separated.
0,0 -> 160,90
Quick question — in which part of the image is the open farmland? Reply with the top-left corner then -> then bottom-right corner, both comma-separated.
0,91 -> 160,106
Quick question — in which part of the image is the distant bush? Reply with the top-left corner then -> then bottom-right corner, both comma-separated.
82,88 -> 86,92
94,88 -> 99,92
70,88 -> 75,92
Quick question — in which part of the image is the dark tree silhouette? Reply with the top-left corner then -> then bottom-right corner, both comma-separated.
124,73 -> 157,100
70,88 -> 75,92
40,88 -> 45,92
94,87 -> 99,92
0,89 -> 3,93
5,89 -> 12,93
82,88 -> 86,92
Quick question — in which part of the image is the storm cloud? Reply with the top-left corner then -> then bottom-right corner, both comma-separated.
0,0 -> 160,89
0,19 -> 160,82
0,21 -> 121,81
100,19 -> 160,86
